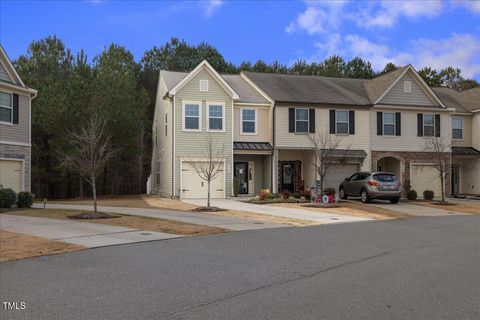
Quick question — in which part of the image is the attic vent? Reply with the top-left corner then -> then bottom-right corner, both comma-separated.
404,80 -> 411,93
199,80 -> 209,92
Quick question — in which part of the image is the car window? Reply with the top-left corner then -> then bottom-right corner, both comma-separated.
373,173 -> 396,182
348,173 -> 359,181
359,173 -> 370,180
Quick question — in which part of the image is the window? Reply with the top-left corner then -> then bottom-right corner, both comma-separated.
452,117 -> 463,139
156,161 -> 161,186
404,81 -> 411,93
183,102 -> 201,131
208,104 -> 224,131
335,110 -> 349,134
165,113 -> 168,136
383,112 -> 395,136
295,108 -> 309,133
0,91 -> 12,123
241,109 -> 256,134
423,114 -> 435,137
199,80 -> 209,92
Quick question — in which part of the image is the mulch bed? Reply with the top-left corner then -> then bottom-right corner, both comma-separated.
191,206 -> 226,212
302,203 -> 342,208
68,211 -> 120,219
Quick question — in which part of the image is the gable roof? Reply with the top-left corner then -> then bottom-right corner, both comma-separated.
431,87 -> 469,113
364,66 -> 408,103
432,87 -> 480,113
0,45 -> 26,87
456,87 -> 480,112
242,71 -> 371,106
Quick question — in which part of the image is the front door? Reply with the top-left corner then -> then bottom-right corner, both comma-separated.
234,162 -> 249,194
281,163 -> 294,193
451,165 -> 459,195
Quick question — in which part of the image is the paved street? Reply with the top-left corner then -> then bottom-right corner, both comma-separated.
1,216 -> 479,320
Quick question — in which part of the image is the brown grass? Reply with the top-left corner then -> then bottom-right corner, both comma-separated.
9,209 -> 227,236
0,230 -> 84,262
412,200 -> 480,215
205,209 -> 318,226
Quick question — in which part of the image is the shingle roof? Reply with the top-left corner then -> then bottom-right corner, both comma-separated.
457,87 -> 480,112
160,70 -> 188,90
233,141 -> 273,151
431,87 -> 469,113
452,146 -> 480,156
364,66 -> 409,103
432,87 -> 480,113
242,71 -> 371,106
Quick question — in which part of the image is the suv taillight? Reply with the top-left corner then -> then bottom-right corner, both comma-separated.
368,180 -> 378,186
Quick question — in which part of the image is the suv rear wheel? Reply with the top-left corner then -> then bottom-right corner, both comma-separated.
339,187 -> 347,200
360,189 -> 370,203
390,197 -> 400,204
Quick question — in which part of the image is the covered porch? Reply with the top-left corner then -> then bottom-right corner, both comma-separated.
451,147 -> 480,196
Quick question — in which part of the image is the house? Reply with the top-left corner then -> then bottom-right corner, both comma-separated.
150,61 -> 479,199
0,45 -> 37,193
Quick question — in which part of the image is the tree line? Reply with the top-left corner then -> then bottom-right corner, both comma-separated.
14,36 -> 478,199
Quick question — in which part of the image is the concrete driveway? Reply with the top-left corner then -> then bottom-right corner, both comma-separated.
183,198 -> 373,224
0,214 -> 181,248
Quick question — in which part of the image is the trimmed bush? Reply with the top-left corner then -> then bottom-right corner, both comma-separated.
323,187 -> 336,196
423,190 -> 434,200
0,188 -> 17,208
407,189 -> 418,200
17,192 -> 34,208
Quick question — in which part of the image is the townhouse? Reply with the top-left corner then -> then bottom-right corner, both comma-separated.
150,61 -> 479,199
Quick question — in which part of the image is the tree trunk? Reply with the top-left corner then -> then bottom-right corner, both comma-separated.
137,122 -> 145,194
79,178 -> 84,198
92,177 -> 97,213
440,171 -> 445,203
207,180 -> 211,208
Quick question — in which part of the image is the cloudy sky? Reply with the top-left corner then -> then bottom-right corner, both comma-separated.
1,0 -> 479,79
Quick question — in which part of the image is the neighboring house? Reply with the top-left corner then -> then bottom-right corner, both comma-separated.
0,45 -> 37,193
151,61 -> 479,199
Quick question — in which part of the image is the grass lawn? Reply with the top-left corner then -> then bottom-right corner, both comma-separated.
0,230 -> 83,262
8,208 -> 228,236
412,200 -> 480,215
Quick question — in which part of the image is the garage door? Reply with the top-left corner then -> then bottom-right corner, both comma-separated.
181,162 -> 224,199
0,160 -> 23,193
324,164 -> 359,191
411,164 -> 442,198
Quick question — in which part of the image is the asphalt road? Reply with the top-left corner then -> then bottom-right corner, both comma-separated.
1,216 -> 479,320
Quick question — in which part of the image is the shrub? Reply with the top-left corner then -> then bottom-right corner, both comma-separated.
17,192 -> 34,208
0,188 -> 17,208
259,188 -> 271,201
423,190 -> 434,200
407,189 -> 418,200
292,193 -> 300,199
323,187 -> 336,196
301,190 -> 311,200
266,193 -> 278,200
281,190 -> 291,199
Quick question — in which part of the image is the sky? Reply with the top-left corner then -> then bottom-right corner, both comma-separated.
1,0 -> 480,79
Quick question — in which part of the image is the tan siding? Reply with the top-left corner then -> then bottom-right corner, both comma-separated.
452,115 -> 472,147
472,113 -> 480,150
370,108 -> 452,152
233,105 -> 270,142
278,150 -> 316,189
262,155 -> 272,191
0,89 -> 30,145
457,158 -> 480,195
379,73 -> 436,106
174,69 -> 233,197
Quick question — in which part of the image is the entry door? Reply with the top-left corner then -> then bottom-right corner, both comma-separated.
451,165 -> 459,194
281,163 -> 294,193
234,162 -> 249,194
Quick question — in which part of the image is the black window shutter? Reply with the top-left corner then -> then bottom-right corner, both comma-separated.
12,94 -> 19,124
377,112 -> 383,136
417,113 -> 423,137
395,112 -> 401,136
309,109 -> 315,133
435,114 -> 440,137
329,110 -> 335,134
349,110 -> 355,135
288,108 -> 295,133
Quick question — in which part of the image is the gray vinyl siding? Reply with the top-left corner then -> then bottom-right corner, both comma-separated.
0,62 -> 12,82
0,90 -> 30,144
174,69 -> 234,197
234,154 -> 271,195
379,73 -> 436,106
262,155 -> 272,191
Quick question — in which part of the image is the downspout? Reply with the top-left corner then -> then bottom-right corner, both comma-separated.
172,94 -> 176,198
272,102 -> 276,192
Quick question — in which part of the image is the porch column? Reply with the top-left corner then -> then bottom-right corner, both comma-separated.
272,149 -> 278,193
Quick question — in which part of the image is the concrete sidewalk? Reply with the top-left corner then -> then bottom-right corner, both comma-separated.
33,203 -> 287,231
0,214 -> 181,248
183,199 -> 373,224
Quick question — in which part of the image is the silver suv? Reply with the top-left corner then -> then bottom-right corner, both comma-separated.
339,172 -> 401,204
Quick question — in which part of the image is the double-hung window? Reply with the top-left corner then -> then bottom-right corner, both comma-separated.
0,91 -> 12,123
295,108 -> 309,133
183,102 -> 201,131
423,114 -> 435,137
208,103 -> 224,131
383,112 -> 395,136
452,117 -> 463,139
241,109 -> 256,134
335,110 -> 349,134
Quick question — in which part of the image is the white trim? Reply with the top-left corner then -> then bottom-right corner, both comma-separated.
0,140 -> 31,147
234,102 -> 271,107
199,79 -> 209,92
0,91 -> 13,124
0,81 -> 37,95
240,108 -> 257,135
0,157 -> 25,191
453,112 -> 473,116
382,112 -> 396,136
0,46 -> 26,88
374,104 -> 454,112
335,109 -> 349,135
422,113 -> 435,137
206,102 -> 226,132
170,60 -> 239,99
182,100 -> 202,132
403,80 -> 411,93
172,96 -> 176,197
294,108 -> 309,133
451,117 -> 464,140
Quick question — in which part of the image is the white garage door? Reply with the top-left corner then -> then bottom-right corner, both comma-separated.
324,164 -> 359,191
0,160 -> 23,193
181,162 -> 224,199
411,164 -> 442,198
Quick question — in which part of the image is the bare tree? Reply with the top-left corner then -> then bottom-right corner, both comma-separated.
185,134 -> 225,208
308,131 -> 351,195
60,115 -> 116,214
424,137 -> 451,203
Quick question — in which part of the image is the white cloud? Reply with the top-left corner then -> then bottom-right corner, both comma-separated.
453,0 -> 480,14
286,1 -> 348,34
201,0 -> 224,18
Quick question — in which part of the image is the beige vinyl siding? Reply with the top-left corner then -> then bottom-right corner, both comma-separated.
234,105 -> 271,142
370,108 -> 452,152
379,73 -> 436,106
473,113 -> 480,150
451,115 -> 472,147
0,62 -> 12,82
457,158 -> 480,195
278,150 -> 316,189
275,106 -> 371,171
0,89 -> 30,145
174,69 -> 233,197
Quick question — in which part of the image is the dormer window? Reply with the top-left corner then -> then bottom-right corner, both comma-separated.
199,80 -> 209,92
404,81 -> 411,93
